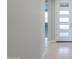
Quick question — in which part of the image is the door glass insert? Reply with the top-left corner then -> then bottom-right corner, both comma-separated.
59,11 -> 69,15
59,32 -> 69,37
59,18 -> 69,22
60,2 -> 69,7
59,25 -> 69,29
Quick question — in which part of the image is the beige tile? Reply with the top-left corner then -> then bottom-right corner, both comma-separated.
44,43 -> 72,59
64,56 -> 72,59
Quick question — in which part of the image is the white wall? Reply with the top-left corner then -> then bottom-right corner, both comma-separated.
7,0 -> 45,59
48,0 -> 55,40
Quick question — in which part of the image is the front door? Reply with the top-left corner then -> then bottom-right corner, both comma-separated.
55,0 -> 72,41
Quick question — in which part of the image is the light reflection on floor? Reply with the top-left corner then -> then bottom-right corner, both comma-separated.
44,43 -> 72,59
44,37 -> 48,51
59,48 -> 69,54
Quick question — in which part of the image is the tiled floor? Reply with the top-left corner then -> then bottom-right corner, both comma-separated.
44,42 -> 72,59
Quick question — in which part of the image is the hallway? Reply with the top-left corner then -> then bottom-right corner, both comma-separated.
44,42 -> 72,59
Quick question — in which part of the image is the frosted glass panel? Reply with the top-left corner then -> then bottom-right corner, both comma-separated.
59,25 -> 69,29
60,2 -> 69,7
59,11 -> 69,15
59,18 -> 69,22
59,32 -> 69,37
45,12 -> 48,23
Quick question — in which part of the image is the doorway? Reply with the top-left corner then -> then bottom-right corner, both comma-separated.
48,0 -> 72,41
55,0 -> 72,41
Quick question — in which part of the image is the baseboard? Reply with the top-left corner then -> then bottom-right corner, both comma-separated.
56,41 -> 72,43
48,40 -> 56,43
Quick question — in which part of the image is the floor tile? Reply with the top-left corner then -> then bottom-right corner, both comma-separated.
44,42 -> 72,59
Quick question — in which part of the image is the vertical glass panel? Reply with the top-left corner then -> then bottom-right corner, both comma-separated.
45,2 -> 48,38
59,32 -> 69,37
59,18 -> 69,22
59,25 -> 69,29
45,12 -> 48,23
59,11 -> 69,15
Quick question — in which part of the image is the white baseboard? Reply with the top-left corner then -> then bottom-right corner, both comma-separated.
48,40 -> 56,43
48,40 -> 56,46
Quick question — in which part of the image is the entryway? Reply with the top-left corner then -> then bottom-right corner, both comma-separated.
47,0 -> 72,42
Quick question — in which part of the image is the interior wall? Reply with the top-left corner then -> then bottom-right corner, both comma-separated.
48,0 -> 55,40
7,0 -> 45,59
